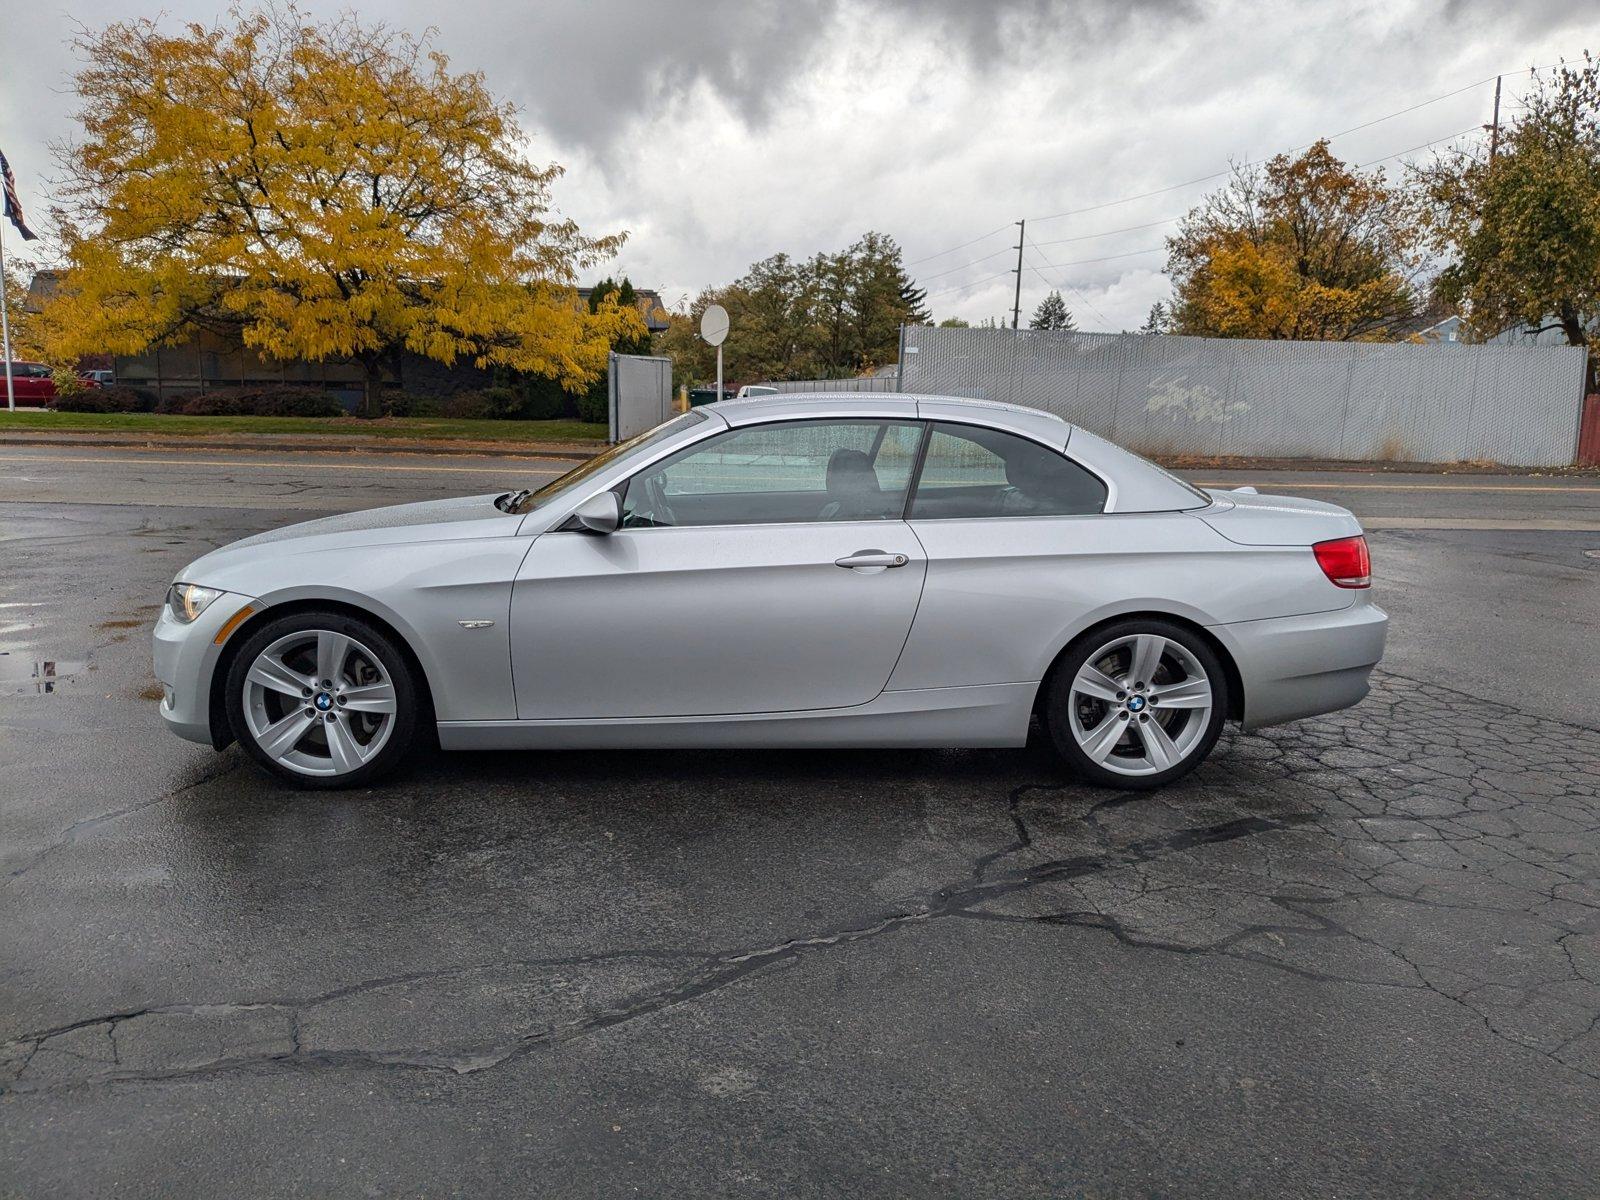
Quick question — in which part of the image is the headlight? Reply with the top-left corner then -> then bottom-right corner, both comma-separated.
166,583 -> 224,624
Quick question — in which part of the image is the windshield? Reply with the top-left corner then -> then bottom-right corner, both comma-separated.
508,409 -> 709,514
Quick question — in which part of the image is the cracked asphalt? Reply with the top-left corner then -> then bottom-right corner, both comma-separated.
2,447 -> 1599,1197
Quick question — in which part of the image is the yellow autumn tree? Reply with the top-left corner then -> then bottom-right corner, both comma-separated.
3,257 -> 48,362
1165,142 -> 1422,341
46,6 -> 640,412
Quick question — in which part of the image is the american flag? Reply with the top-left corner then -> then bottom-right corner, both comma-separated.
2,150 -> 39,242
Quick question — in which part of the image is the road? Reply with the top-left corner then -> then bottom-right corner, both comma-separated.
2,445 -> 1598,1197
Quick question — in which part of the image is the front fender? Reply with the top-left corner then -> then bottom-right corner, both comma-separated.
204,538 -> 534,722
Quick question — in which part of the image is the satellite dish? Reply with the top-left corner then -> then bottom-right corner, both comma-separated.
699,304 -> 730,347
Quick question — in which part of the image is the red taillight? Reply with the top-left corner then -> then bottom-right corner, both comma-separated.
1313,535 -> 1371,589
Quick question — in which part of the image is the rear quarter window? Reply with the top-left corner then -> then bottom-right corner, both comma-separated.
910,423 -> 1107,519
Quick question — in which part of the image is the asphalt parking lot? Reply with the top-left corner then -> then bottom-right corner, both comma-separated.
2,446 -> 1598,1197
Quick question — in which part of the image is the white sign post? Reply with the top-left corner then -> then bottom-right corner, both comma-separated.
699,303 -> 729,401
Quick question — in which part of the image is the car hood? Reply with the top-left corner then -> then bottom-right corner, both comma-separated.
178,494 -> 526,587
1198,488 -> 1362,546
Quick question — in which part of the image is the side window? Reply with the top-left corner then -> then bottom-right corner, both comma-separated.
622,419 -> 923,528
909,423 -> 1106,519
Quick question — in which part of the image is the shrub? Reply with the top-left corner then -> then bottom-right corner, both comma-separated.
479,386 -> 523,418
52,369 -> 89,399
158,386 -> 344,417
577,383 -> 608,425
439,390 -> 493,419
381,391 -> 445,418
55,385 -> 159,413
372,383 -> 591,422
518,376 -> 571,420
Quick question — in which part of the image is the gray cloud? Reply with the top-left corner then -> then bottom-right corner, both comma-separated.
0,0 -> 1591,333
416,0 -> 1198,152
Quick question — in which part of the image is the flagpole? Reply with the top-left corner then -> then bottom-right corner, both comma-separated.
0,216 -> 13,412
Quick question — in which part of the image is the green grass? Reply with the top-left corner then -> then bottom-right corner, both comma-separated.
0,410 -> 608,443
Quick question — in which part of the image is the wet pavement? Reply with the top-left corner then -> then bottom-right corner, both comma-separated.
2,450 -> 1599,1197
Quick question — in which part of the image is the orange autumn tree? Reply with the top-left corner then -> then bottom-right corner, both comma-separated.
46,6 -> 640,412
1165,141 -> 1423,341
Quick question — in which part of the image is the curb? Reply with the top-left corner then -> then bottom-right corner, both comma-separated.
0,433 -> 601,461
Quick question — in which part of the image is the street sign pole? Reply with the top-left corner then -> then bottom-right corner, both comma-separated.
700,303 -> 730,402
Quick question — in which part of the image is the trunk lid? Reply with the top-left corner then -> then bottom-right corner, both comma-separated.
1198,488 -> 1363,546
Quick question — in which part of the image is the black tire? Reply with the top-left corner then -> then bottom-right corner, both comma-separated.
225,610 -> 421,789
1043,617 -> 1229,791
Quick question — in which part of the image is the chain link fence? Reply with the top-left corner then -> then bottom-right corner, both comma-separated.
898,326 -> 1588,466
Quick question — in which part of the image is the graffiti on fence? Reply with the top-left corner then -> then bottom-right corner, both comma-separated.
1144,373 -> 1249,424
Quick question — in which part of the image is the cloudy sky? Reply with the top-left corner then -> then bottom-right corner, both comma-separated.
0,0 -> 1589,331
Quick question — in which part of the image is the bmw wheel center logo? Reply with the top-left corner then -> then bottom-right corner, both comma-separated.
314,692 -> 334,711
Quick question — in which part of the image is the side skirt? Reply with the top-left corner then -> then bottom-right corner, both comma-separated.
436,683 -> 1036,751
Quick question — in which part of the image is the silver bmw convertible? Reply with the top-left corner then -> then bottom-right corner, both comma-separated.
153,392 -> 1387,790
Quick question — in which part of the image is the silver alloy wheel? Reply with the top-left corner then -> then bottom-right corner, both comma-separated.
241,629 -> 397,778
1066,632 -> 1214,777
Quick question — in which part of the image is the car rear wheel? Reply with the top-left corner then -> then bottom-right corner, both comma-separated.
1044,618 -> 1227,791
225,611 -> 420,789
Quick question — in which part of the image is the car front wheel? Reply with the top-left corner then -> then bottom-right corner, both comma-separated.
225,611 -> 420,789
1044,618 -> 1227,791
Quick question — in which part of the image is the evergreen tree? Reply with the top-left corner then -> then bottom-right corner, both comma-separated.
899,278 -> 931,325
1029,290 -> 1076,331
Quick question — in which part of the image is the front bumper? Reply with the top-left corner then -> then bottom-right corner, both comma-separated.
1214,596 -> 1389,731
152,591 -> 259,745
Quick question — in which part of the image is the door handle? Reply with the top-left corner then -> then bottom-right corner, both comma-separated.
835,550 -> 910,569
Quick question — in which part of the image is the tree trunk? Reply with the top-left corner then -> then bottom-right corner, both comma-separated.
360,357 -> 384,419
1557,304 -> 1594,394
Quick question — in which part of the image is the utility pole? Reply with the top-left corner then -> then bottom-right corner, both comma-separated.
1488,74 -> 1503,163
1011,219 -> 1025,330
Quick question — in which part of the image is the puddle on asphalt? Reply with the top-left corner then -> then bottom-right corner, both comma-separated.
0,653 -> 89,695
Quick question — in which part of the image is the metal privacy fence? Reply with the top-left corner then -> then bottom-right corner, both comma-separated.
897,326 -> 1589,466
608,353 -> 675,441
748,375 -> 901,394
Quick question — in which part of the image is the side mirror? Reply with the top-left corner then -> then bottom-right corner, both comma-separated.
572,490 -> 621,534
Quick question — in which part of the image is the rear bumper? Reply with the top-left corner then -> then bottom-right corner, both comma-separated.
152,591 -> 258,746
1213,598 -> 1388,731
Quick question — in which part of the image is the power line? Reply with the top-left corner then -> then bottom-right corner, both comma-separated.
1023,246 -> 1116,330
1024,61 -> 1567,226
911,61 -> 1560,274
923,267 -> 1015,300
1356,125 -> 1481,167
1032,246 -> 1166,268
917,244 -> 1015,283
919,62 -> 1569,316
904,224 -> 1012,268
1031,215 -> 1182,249
929,123 -> 1491,305
1023,77 -> 1494,225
